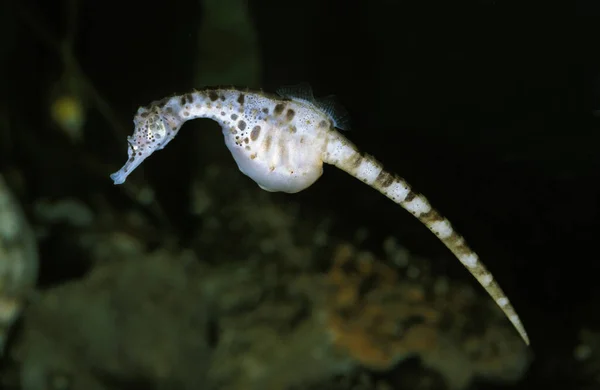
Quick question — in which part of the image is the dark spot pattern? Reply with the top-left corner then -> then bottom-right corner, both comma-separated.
374,170 -> 395,188
250,126 -> 261,140
231,114 -> 238,120
238,120 -> 246,130
419,209 -> 443,225
237,93 -> 245,105
286,109 -> 295,121
403,191 -> 416,203
274,103 -> 285,115
349,153 -> 363,170
443,231 -> 471,258
208,90 -> 219,101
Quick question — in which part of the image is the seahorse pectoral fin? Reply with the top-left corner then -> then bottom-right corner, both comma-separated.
316,95 -> 351,131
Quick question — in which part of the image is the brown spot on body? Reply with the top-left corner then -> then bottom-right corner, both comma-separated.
374,169 -> 395,188
403,191 -> 417,203
286,109 -> 295,121
348,152 -> 364,170
184,93 -> 193,104
250,126 -> 261,141
264,135 -> 273,151
262,107 -> 269,114
419,209 -> 444,225
250,153 -> 257,159
183,111 -> 190,117
237,93 -> 245,105
208,90 -> 219,101
274,103 -> 285,115
238,120 -> 246,130
289,125 -> 297,133
244,137 -> 249,144
318,120 -> 328,128
179,96 -> 186,106
445,232 -> 469,257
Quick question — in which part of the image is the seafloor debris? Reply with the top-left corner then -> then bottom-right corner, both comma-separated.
0,175 -> 39,357
14,240 -> 211,390
325,241 -> 532,390
6,163 -> 531,390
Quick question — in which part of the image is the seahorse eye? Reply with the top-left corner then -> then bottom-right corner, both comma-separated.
144,115 -> 166,142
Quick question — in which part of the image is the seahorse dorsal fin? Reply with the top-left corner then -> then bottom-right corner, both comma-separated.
275,82 -> 315,101
276,83 -> 351,131
316,95 -> 351,131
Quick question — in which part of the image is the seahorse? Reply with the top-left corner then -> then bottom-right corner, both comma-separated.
110,84 -> 530,345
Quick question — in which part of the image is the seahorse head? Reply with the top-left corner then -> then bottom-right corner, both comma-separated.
110,106 -> 177,185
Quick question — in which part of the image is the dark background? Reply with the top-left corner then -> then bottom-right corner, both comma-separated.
3,0 -> 600,388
